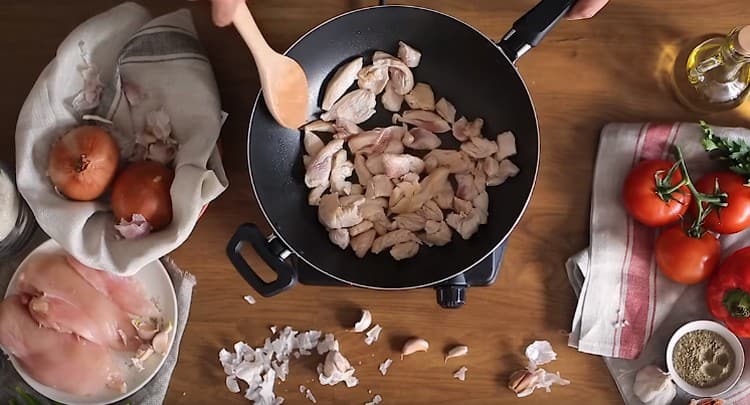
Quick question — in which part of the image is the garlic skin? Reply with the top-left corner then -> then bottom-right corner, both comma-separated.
132,318 -> 159,341
350,309 -> 372,333
401,337 -> 429,359
444,345 -> 469,363
632,365 -> 676,405
318,350 -> 358,387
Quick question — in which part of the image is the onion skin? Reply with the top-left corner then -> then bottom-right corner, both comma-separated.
111,161 -> 174,231
48,126 -> 120,201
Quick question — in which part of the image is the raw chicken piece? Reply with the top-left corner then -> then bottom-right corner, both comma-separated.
349,126 -> 402,155
370,210 -> 394,236
417,200 -> 444,221
446,211 -> 482,240
340,194 -> 366,206
0,296 -> 126,396
349,220 -> 374,237
330,150 -> 354,195
322,57 -> 364,111
305,120 -> 336,133
403,127 -> 441,150
424,220 -> 452,246
373,51 -> 395,62
358,61 -> 390,95
397,41 -> 422,68
435,98 -> 456,123
16,254 -> 140,351
309,185 -> 327,206
390,242 -> 420,260
493,159 -> 520,185
455,173 -> 480,201
384,126 -> 406,154
401,172 -> 421,184
453,197 -> 473,215
350,184 -> 364,195
393,110 -> 450,133
495,131 -> 517,161
452,117 -> 484,141
329,229 -> 350,250
354,154 -> 372,186
321,89 -> 376,124
382,154 -> 425,178
394,213 -> 426,232
333,118 -> 363,139
404,83 -> 435,111
391,167 -> 450,214
482,157 -> 502,186
66,256 -> 159,317
381,83 -> 404,112
472,163 -> 487,196
386,59 -> 415,95
366,175 -> 394,199
423,149 -> 473,173
461,136 -> 498,159
434,180 -> 455,210
304,131 -> 325,156
318,194 -> 364,229
303,155 -> 312,167
351,229 -> 377,258
305,139 -> 344,188
473,191 -> 489,225
389,180 -> 420,212
372,229 -> 419,254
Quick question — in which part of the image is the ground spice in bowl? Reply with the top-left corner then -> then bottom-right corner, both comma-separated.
672,329 -> 734,388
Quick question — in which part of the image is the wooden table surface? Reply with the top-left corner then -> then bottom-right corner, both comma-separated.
2,1 -> 750,404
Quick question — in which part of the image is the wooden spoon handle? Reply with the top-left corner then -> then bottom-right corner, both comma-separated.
232,3 -> 273,60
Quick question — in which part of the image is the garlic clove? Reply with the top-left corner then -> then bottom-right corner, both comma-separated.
401,337 -> 429,360
130,344 -> 155,372
132,318 -> 160,341
350,309 -> 372,333
444,345 -> 469,363
508,369 -> 540,396
152,322 -> 173,355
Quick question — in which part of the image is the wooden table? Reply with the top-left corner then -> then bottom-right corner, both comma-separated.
2,1 -> 750,404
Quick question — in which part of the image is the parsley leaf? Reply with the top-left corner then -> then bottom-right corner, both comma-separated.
700,121 -> 750,178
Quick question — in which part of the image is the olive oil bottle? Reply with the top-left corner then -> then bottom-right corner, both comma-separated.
673,26 -> 750,112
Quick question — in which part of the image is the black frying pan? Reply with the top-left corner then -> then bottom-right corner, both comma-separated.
227,0 -> 575,295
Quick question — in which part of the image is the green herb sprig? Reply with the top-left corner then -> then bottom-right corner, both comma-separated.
700,120 -> 750,180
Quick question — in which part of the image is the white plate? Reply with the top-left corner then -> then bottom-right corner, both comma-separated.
3,239 -> 178,405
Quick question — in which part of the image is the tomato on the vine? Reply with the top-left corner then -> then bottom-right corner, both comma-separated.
622,160 -> 691,227
694,171 -> 750,234
654,224 -> 721,284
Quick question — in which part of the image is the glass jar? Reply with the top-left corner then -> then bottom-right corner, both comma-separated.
0,162 -> 36,258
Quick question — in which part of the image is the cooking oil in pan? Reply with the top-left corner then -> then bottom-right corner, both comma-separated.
672,25 -> 750,112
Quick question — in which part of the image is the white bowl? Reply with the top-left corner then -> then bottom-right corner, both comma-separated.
666,320 -> 744,397
3,239 -> 178,405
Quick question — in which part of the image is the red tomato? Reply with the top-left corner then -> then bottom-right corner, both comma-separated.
622,160 -> 691,227
707,246 -> 750,337
654,225 -> 720,284
694,171 -> 750,234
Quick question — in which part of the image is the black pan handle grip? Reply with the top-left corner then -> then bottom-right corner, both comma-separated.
226,223 -> 297,297
498,0 -> 576,63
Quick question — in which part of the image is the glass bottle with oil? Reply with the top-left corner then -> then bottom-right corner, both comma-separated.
672,25 -> 750,112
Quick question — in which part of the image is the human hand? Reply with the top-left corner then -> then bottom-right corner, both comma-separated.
210,0 -> 243,27
567,0 -> 609,20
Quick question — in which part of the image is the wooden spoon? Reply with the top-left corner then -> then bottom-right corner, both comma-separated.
232,3 -> 309,129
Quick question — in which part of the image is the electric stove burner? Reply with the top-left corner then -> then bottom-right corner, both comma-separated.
295,244 -> 507,309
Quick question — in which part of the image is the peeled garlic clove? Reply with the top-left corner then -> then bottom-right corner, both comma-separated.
444,345 -> 469,363
132,318 -> 159,341
350,309 -> 372,333
152,322 -> 173,355
401,337 -> 429,360
633,365 -> 676,405
508,369 -> 539,397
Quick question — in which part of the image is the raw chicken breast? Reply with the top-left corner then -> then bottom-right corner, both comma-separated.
373,50 -> 396,62
397,41 -> 422,68
66,256 -> 159,318
394,213 -> 426,232
382,154 -> 425,178
305,139 -> 344,188
461,136 -> 498,159
309,185 -> 327,206
354,154 -> 372,186
394,110 -> 450,133
322,57 -> 363,111
304,131 -> 325,157
455,173 -> 480,201
366,175 -> 394,199
404,83 -> 435,111
329,229 -> 350,250
365,154 -> 386,174
403,127 -> 441,150
391,167 -> 450,214
386,59 -> 415,95
424,150 -> 473,174
452,117 -> 484,141
351,229 -> 377,258
321,89 -> 376,124
494,159 -> 520,185
435,98 -> 456,123
424,220 -> 452,246
0,296 -> 126,396
330,150 -> 354,195
495,131 -> 517,161
318,194 -> 365,229
17,254 -> 140,351
473,191 -> 489,225
304,120 -> 336,133
390,241 -> 419,260
372,229 -> 419,254
349,220 -> 374,237
446,211 -> 482,240
381,83 -> 404,112
417,200 -> 444,221
434,180 -> 455,210
453,197 -> 473,215
358,61 -> 390,95
333,118 -> 363,139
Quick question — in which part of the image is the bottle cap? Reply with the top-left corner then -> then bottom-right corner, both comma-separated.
738,26 -> 750,56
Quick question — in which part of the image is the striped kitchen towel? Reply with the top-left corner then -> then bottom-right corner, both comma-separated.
567,122 -> 750,404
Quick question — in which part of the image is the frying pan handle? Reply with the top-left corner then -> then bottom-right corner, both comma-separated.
498,0 -> 576,63
226,223 -> 297,297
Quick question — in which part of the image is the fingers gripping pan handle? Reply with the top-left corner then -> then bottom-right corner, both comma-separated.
498,0 -> 576,63
226,223 -> 297,297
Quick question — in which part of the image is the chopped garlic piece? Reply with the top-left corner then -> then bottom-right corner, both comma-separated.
378,358 -> 393,376
364,324 -> 382,345
365,394 -> 383,405
243,295 -> 256,305
305,388 -> 317,403
453,366 -> 468,381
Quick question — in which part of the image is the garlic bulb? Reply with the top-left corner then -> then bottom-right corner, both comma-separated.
633,365 -> 676,405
